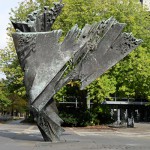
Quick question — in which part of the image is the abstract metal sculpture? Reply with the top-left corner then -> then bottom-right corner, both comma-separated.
12,1 -> 142,142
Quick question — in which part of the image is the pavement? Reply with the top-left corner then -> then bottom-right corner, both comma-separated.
0,120 -> 150,150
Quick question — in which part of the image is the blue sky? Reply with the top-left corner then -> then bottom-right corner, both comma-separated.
0,0 -> 23,79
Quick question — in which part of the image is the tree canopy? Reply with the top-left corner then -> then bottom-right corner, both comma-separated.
0,0 -> 149,114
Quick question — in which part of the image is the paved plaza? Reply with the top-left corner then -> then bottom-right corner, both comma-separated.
0,120 -> 150,150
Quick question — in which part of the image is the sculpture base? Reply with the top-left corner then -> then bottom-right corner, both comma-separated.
33,99 -> 64,142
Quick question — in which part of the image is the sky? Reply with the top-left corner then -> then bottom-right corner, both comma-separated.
0,0 -> 24,80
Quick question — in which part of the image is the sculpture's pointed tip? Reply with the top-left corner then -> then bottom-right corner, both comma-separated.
80,83 -> 86,91
11,20 -> 15,26
137,39 -> 143,44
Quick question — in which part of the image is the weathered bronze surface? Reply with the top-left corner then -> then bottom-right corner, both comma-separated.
12,1 -> 142,142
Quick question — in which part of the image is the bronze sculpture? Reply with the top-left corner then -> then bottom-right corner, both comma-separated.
12,1 -> 142,142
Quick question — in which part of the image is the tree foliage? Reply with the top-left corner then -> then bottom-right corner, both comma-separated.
0,81 -> 11,111
0,0 -> 149,115
86,74 -> 117,103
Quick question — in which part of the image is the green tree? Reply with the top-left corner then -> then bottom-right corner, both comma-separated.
53,0 -> 150,101
110,46 -> 150,100
0,81 -> 11,113
86,74 -> 116,103
1,0 -> 149,114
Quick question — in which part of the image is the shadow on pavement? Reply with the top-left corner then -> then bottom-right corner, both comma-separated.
0,129 -> 43,141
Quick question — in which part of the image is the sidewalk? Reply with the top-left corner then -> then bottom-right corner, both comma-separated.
0,121 -> 150,150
